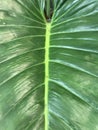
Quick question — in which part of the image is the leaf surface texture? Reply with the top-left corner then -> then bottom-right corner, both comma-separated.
0,0 -> 98,130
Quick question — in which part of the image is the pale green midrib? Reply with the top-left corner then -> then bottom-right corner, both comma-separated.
45,22 -> 51,130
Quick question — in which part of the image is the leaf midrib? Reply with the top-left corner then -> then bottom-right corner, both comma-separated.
45,22 -> 51,130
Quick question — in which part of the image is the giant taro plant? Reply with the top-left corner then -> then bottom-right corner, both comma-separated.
0,0 -> 98,130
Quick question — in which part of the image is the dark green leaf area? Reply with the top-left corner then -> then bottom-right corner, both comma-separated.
49,0 -> 98,129
0,0 -> 45,130
52,0 -> 98,24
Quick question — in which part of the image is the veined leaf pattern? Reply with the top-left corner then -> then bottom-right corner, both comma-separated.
0,0 -> 98,130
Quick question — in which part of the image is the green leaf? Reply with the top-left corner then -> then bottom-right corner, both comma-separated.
0,0 -> 98,130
